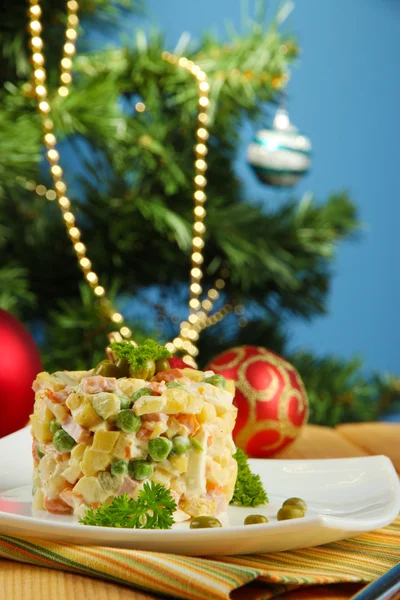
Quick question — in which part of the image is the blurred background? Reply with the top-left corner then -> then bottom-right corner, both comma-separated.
0,0 -> 399,438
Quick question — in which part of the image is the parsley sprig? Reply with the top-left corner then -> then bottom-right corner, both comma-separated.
110,339 -> 172,372
230,449 -> 268,507
80,482 -> 177,529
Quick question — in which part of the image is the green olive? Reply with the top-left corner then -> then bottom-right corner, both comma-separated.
282,497 -> 307,511
94,360 -> 121,378
277,506 -> 305,521
189,516 -> 222,529
129,358 -> 156,381
155,358 -> 170,373
244,514 -> 268,525
116,357 -> 130,377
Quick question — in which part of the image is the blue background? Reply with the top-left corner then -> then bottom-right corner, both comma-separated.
134,0 -> 399,376
87,0 -> 400,377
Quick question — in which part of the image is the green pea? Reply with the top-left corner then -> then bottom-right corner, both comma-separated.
52,429 -> 76,453
190,516 -> 222,529
98,471 -> 119,493
116,357 -> 130,377
131,387 -> 152,404
190,437 -> 203,452
155,358 -> 170,373
277,506 -> 305,521
119,395 -> 131,410
128,460 -> 153,481
166,380 -> 183,389
244,514 -> 268,525
172,435 -> 190,455
94,360 -> 121,378
49,419 -> 61,434
205,374 -> 227,389
148,437 -> 173,461
282,497 -> 307,511
111,459 -> 128,477
116,409 -> 141,433
129,359 -> 156,381
36,442 -> 45,459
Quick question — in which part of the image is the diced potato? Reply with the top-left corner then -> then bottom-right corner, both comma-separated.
34,400 -> 53,422
66,392 -> 85,412
219,408 -> 237,433
63,462 -> 82,485
149,421 -> 168,439
169,477 -> 185,495
169,454 -> 189,474
38,455 -> 56,482
197,401 -> 217,424
35,372 -> 65,392
47,474 -> 67,495
202,384 -> 233,414
113,434 -> 147,460
63,443 -> 86,484
90,392 -> 120,420
73,476 -> 108,505
134,395 -> 166,415
30,414 -> 52,443
118,378 -> 149,397
164,389 -> 203,415
226,379 -> 236,395
71,443 -> 86,462
181,369 -> 204,382
67,393 -> 103,428
92,430 -> 120,452
33,488 -> 44,510
80,448 -> 111,476
181,495 -> 217,517
43,397 -> 69,424
206,457 -> 223,484
152,468 -> 171,487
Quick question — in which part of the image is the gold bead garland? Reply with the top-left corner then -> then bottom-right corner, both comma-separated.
28,0 -> 132,340
28,0 -> 244,366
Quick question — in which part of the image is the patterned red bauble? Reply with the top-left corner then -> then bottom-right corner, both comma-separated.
206,346 -> 308,457
0,309 -> 42,438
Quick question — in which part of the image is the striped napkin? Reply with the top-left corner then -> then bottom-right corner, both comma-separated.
0,516 -> 398,600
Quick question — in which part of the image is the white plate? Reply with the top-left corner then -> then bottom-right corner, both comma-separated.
0,428 -> 398,556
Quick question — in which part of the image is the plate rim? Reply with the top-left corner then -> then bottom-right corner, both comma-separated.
0,454 -> 398,540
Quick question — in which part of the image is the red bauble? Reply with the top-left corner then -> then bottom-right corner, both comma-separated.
206,346 -> 308,458
0,309 -> 42,437
168,356 -> 193,369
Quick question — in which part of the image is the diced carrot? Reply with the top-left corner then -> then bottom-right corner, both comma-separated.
176,414 -> 200,435
152,369 -> 182,382
136,426 -> 153,442
45,388 -> 68,404
43,495 -> 73,514
124,444 -> 131,459
206,482 -> 223,494
148,381 -> 164,395
207,435 -> 213,447
91,502 -> 101,509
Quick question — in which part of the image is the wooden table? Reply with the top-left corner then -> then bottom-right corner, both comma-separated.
1,423 -> 399,600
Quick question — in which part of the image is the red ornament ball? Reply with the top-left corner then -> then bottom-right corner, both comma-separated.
168,356 -> 193,369
0,309 -> 42,438
206,346 -> 308,457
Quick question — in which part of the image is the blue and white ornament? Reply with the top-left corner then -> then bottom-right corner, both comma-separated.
247,108 -> 311,188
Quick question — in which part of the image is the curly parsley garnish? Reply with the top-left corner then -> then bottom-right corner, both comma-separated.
110,339 -> 172,372
79,481 -> 176,529
230,449 -> 268,507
